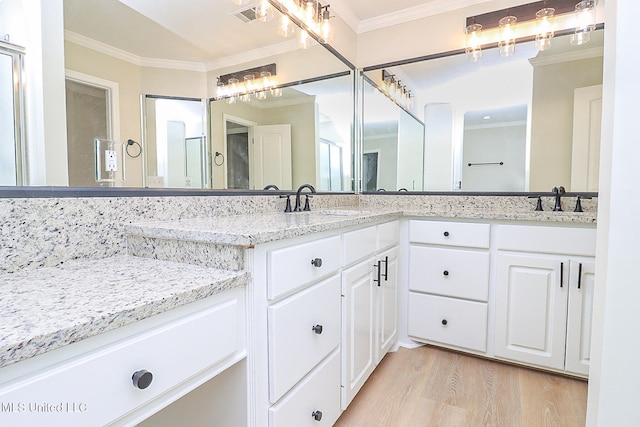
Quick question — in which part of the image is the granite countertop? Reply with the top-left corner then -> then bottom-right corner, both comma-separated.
128,207 -> 596,246
0,256 -> 249,369
127,209 -> 402,246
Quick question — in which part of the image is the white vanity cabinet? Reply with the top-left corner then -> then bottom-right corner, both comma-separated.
0,288 -> 246,427
341,221 -> 399,409
407,220 -> 491,354
494,225 -> 596,376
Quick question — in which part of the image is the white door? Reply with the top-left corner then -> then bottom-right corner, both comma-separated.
252,124 -> 292,190
341,257 -> 375,410
495,253 -> 569,370
571,84 -> 602,192
376,246 -> 398,363
565,259 -> 596,376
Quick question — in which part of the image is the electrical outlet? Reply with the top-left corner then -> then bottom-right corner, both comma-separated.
105,150 -> 118,172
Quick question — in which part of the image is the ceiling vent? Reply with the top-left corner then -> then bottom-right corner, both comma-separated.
235,7 -> 258,23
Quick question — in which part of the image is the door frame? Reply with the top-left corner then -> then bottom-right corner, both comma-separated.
222,114 -> 256,189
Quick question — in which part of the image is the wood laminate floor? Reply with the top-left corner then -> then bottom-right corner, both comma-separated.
334,346 -> 588,427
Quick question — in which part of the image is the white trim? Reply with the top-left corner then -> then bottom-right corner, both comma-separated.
205,39 -> 299,71
529,47 -> 604,67
222,114 -> 258,189
331,0 -> 494,34
65,69 -> 121,144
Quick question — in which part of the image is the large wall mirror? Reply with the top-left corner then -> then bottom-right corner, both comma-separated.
362,29 -> 604,193
0,0 -> 354,191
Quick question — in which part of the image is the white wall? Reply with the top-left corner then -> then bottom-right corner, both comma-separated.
587,1 -> 640,425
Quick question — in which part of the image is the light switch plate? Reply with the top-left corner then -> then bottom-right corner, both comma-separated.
105,150 -> 118,172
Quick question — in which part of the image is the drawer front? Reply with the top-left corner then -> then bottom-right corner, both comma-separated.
377,220 -> 400,251
268,236 -> 341,299
269,350 -> 341,427
343,226 -> 377,266
0,298 -> 241,427
408,292 -> 488,352
268,276 -> 341,403
496,224 -> 597,256
410,220 -> 490,248
409,246 -> 490,301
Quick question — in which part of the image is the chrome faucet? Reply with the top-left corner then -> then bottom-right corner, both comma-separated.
294,184 -> 316,212
552,186 -> 566,211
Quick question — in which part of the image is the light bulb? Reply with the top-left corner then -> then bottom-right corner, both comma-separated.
255,0 -> 274,22
271,87 -> 283,97
278,15 -> 295,37
319,7 -> 332,43
571,0 -> 596,45
535,7 -> 555,51
260,71 -> 273,89
465,23 -> 483,62
299,29 -> 311,49
498,16 -> 517,57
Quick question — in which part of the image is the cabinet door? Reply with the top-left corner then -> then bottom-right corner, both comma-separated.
341,257 -> 375,410
495,254 -> 569,370
565,260 -> 596,376
376,246 -> 398,363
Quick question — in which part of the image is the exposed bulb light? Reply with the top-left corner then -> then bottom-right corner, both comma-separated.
498,16 -> 517,57
319,6 -> 332,43
571,0 -> 596,45
255,0 -> 274,23
278,15 -> 295,37
535,7 -> 555,51
381,70 -> 414,110
299,29 -> 311,49
216,65 -> 279,103
465,23 -> 483,62
272,0 -> 333,48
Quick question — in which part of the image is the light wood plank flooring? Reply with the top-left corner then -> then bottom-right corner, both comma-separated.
334,346 -> 587,427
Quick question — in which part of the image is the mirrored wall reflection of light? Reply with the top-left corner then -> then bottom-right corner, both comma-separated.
381,70 -> 413,110
535,7 -> 555,51
319,6 -> 332,43
216,65 -> 279,103
465,23 -> 483,62
272,0 -> 333,45
299,29 -> 312,49
278,14 -> 295,37
256,0 -> 274,22
571,0 -> 596,45
498,16 -> 517,57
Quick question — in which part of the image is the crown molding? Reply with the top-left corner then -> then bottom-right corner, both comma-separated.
529,46 -> 604,67
206,39 -> 299,71
325,0 -> 362,34
66,30 -> 205,72
356,0 -> 493,34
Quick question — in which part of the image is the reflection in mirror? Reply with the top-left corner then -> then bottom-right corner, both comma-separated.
142,96 -> 207,189
363,29 -> 604,193
362,78 -> 425,192
0,0 -> 354,190
0,41 -> 26,186
210,72 -> 353,191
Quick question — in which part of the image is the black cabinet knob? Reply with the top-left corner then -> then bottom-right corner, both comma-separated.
312,410 -> 323,421
441,319 -> 448,326
132,370 -> 153,389
443,270 -> 449,276
443,231 -> 450,237
312,324 -> 324,334
311,258 -> 323,268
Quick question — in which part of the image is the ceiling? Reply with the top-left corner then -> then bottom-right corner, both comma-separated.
63,0 -> 493,69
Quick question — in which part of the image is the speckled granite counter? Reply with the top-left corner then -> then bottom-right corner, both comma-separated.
403,209 -> 597,224
0,256 -> 249,368
127,210 -> 402,246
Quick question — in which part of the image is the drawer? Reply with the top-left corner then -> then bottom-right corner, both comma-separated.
0,297 -> 241,427
343,226 -> 377,266
377,220 -> 400,251
268,236 -> 341,299
269,350 -> 341,427
410,220 -> 490,248
408,292 -> 488,352
268,275 -> 341,403
409,246 -> 490,301
496,224 -> 596,256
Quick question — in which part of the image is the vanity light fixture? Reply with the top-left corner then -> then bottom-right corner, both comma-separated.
465,0 -> 598,60
571,0 -> 596,45
535,5 -> 555,51
498,15 -> 517,57
256,0 -> 275,22
465,22 -> 483,62
270,0 -> 334,44
216,64 -> 279,103
381,70 -> 413,110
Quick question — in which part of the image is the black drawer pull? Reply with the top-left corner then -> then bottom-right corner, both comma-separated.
578,263 -> 583,289
311,258 -> 323,268
132,370 -> 153,390
373,261 -> 381,286
441,319 -> 448,326
560,262 -> 564,288
443,231 -> 450,237
443,270 -> 449,276
312,410 -> 323,421
312,324 -> 323,335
